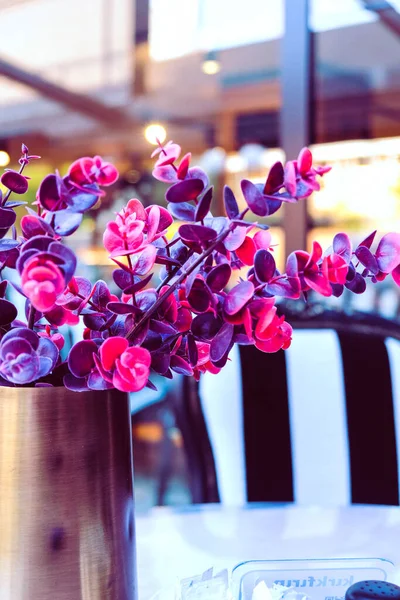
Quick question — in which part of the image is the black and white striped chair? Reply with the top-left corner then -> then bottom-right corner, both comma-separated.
178,307 -> 400,507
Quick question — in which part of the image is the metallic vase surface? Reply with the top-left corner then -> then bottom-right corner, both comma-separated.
0,386 -> 136,600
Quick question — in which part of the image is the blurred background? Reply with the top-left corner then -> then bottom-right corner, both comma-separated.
1,0 -> 400,508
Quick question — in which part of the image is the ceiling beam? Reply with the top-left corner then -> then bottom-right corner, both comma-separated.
0,56 -> 134,128
361,0 -> 400,37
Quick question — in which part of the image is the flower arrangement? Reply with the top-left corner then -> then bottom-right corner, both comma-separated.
0,141 -> 399,392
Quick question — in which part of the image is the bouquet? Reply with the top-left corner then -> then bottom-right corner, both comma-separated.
0,141 -> 399,392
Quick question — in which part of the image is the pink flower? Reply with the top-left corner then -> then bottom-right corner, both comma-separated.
292,241 -> 332,296
99,337 -> 151,392
254,313 -> 293,353
21,256 -> 66,312
68,155 -> 118,187
284,147 -> 331,200
151,141 -> 181,167
193,342 -> 221,380
103,198 -> 172,258
324,253 -> 348,284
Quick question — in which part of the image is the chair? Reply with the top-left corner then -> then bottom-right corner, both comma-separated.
175,305 -> 400,507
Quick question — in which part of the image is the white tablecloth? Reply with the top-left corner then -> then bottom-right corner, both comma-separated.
135,503 -> 400,599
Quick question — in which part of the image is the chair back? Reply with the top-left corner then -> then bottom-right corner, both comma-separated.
195,307 -> 400,506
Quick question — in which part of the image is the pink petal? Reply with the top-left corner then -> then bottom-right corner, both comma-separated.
99,336 -> 129,371
297,148 -> 313,175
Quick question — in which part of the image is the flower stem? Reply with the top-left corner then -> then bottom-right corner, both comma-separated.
125,224 -> 235,341
27,304 -> 36,330
155,248 -> 194,293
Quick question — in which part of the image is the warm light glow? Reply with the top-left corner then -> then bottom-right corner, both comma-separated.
0,151 -> 10,167
144,123 -> 167,145
201,59 -> 221,75
226,154 -> 247,173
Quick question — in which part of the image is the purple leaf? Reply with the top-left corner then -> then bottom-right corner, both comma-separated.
187,280 -> 211,312
52,210 -> 83,236
264,161 -> 284,194
195,187 -> 213,222
284,161 -> 297,196
355,246 -> 379,275
206,263 -> 231,292
0,207 -> 16,229
185,257 -> 202,297
1,170 -> 28,194
49,241 -> 77,282
153,165 -> 178,183
187,334 -> 198,366
113,269 -> 133,290
88,371 -> 113,390
255,184 -> 283,215
149,320 -> 177,335
166,178 -> 204,204
21,214 -> 53,238
64,373 -> 89,392
241,180 -> 268,216
168,202 -> 196,221
68,340 -> 97,378
224,280 -> 254,315
134,245 -> 157,275
210,323 -> 234,363
5,201 -> 27,208
223,185 -> 239,219
345,272 -> 367,294
154,254 -> 181,268
146,379 -> 159,391
179,224 -> 217,244
333,233 -> 352,263
359,230 -> 377,250
254,250 -> 276,283
0,239 -> 20,251
375,232 -> 400,273
0,299 -> 17,325
191,313 -> 222,341
107,302 -> 141,315
170,355 -> 193,376
224,226 -> 247,252
266,276 -> 301,299
91,280 -> 113,310
37,337 -> 59,371
38,173 -> 61,211
125,319 -> 149,346
331,283 -> 344,297
151,352 -> 170,375
186,167 -> 209,188
136,289 -> 158,311
123,273 -> 153,295
66,185 -> 99,212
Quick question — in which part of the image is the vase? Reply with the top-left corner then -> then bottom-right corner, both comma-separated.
0,386 -> 137,600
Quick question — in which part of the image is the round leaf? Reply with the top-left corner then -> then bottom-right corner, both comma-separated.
223,185 -> 239,219
254,249 -> 276,283
166,178 -> 204,204
179,224 -> 217,244
210,323 -> 234,363
206,263 -> 231,292
241,180 -> 268,216
224,280 -> 254,315
195,187 -> 213,222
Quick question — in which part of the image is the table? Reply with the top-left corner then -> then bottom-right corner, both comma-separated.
135,503 -> 400,599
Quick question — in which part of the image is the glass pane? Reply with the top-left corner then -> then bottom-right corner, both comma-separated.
309,1 -> 400,316
311,0 -> 400,143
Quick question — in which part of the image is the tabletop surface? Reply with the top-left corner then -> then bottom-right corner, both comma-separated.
135,503 -> 400,599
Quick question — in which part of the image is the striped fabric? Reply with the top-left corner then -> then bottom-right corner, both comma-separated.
199,325 -> 400,507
